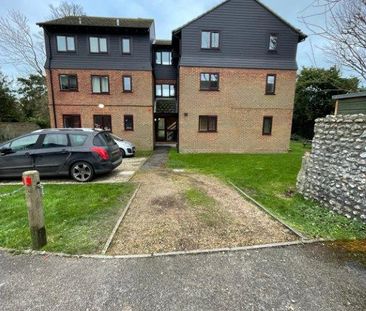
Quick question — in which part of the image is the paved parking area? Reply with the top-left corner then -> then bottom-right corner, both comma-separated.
0,157 -> 147,185
1,242 -> 365,310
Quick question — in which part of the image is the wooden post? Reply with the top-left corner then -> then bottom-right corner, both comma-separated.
334,99 -> 339,116
22,170 -> 47,249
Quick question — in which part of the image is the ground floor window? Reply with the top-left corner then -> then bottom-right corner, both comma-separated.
124,115 -> 134,131
94,115 -> 112,131
199,115 -> 217,132
262,116 -> 273,135
63,114 -> 81,128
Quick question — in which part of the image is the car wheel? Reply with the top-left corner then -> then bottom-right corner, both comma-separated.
70,161 -> 94,182
120,148 -> 126,158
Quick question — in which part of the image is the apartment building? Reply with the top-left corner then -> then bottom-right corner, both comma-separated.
38,0 -> 306,153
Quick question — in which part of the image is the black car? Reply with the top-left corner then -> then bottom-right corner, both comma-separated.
0,129 -> 122,182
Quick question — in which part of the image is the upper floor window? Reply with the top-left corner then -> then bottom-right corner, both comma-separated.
156,84 -> 175,97
200,73 -> 219,91
56,35 -> 75,52
122,38 -> 131,54
59,74 -> 78,91
91,75 -> 109,94
265,74 -> 276,95
201,31 -> 220,49
123,76 -> 132,92
156,51 -> 172,65
89,37 -> 108,53
268,34 -> 278,51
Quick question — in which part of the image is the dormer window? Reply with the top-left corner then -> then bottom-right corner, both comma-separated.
89,37 -> 108,53
201,31 -> 220,49
56,35 -> 75,52
269,34 -> 278,51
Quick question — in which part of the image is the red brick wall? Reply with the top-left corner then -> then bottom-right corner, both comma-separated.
46,69 -> 154,150
178,67 -> 296,153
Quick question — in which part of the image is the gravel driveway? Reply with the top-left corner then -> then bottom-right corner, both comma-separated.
108,148 -> 297,255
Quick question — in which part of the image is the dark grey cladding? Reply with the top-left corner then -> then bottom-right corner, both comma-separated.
174,0 -> 305,70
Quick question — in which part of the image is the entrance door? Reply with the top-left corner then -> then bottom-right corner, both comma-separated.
155,116 -> 177,142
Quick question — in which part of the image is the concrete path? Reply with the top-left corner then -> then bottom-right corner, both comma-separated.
0,243 -> 365,310
141,146 -> 170,170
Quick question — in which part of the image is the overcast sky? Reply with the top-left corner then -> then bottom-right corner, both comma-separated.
0,0 -> 346,79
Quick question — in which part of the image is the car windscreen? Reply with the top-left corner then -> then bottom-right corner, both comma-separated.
93,132 -> 116,147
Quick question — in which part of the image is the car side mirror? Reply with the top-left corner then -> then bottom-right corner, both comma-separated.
0,147 -> 14,155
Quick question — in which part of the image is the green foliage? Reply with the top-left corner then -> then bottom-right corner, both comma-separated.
293,67 -> 359,138
0,183 -> 135,254
17,74 -> 50,128
0,73 -> 21,122
169,143 -> 366,240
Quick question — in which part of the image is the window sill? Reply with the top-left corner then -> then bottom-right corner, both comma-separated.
60,89 -> 78,92
200,48 -> 220,52
91,92 -> 110,95
198,131 -> 218,133
262,133 -> 272,136
123,90 -> 133,93
265,93 -> 276,95
56,51 -> 76,54
200,89 -> 220,92
89,52 -> 109,55
124,129 -> 134,131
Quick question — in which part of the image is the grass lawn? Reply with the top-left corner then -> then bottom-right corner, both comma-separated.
169,142 -> 366,240
0,183 -> 135,254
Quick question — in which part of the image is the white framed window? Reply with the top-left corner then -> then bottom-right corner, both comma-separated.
89,37 -> 108,53
156,51 -> 172,65
122,38 -> 131,54
201,31 -> 220,49
56,35 -> 75,52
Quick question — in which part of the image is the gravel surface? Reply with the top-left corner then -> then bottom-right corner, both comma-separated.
1,242 -> 365,310
108,167 -> 297,255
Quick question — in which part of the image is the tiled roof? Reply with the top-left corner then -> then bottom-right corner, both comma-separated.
38,16 -> 154,29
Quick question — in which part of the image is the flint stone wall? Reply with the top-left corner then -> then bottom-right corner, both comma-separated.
297,114 -> 366,222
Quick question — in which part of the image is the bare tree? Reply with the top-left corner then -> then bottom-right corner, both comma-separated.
0,2 -> 85,76
300,0 -> 366,81
0,10 -> 45,76
49,1 -> 86,19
